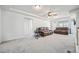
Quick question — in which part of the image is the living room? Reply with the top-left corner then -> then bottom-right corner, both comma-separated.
0,5 -> 78,53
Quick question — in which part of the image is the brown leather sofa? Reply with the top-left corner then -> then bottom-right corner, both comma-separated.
54,27 -> 68,35
34,27 -> 53,37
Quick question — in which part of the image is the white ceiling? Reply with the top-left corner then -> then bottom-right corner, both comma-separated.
1,5 -> 79,19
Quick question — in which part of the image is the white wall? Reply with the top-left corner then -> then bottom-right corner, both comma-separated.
2,9 -> 50,41
2,10 -> 27,41
32,18 -> 50,31
0,8 -> 2,43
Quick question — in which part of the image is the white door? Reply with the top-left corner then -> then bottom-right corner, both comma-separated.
0,8 -> 2,43
24,19 -> 33,36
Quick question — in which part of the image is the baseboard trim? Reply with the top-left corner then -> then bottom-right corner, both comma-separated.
1,35 -> 34,44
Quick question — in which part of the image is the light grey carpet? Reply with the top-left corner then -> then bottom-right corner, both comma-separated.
0,34 -> 75,53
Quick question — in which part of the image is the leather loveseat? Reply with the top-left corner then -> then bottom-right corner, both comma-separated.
54,27 -> 68,35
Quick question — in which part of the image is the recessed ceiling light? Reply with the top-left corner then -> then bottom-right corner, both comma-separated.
34,5 -> 41,10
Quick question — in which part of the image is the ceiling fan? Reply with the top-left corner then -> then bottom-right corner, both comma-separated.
48,8 -> 57,17
34,5 -> 57,18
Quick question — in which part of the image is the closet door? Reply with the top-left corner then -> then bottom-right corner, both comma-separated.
0,8 -> 2,43
24,19 -> 32,36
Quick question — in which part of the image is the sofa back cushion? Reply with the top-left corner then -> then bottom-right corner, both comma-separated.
56,27 -> 68,30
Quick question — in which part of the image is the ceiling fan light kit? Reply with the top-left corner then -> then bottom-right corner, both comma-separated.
48,11 -> 53,16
